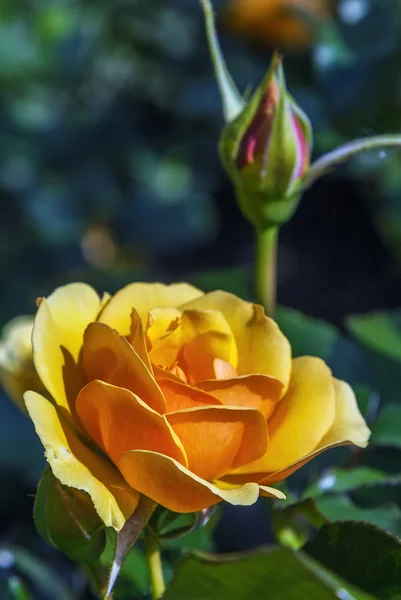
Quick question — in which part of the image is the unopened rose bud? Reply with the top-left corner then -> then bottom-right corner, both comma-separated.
220,54 -> 312,228
34,467 -> 106,563
0,316 -> 45,411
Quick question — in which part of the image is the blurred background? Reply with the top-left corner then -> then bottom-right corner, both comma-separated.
2,0 -> 401,597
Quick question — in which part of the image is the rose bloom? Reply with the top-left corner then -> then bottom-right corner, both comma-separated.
21,283 -> 369,531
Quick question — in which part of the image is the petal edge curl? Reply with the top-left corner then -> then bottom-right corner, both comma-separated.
180,291 -> 291,388
33,283 -> 102,416
25,391 -> 138,531
99,283 -> 204,336
76,380 -> 187,466
83,322 -> 166,413
118,449 -> 260,513
226,376 -> 370,487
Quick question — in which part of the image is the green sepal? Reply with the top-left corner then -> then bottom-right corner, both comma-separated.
34,466 -> 106,564
236,187 -> 303,229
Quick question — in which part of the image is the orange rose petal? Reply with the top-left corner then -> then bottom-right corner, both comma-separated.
152,364 -> 184,383
99,282 -> 203,336
83,322 -> 166,413
158,378 -> 222,412
118,449 -> 261,513
197,374 -> 284,419
32,283 -> 102,418
128,308 -> 153,372
76,380 -> 187,466
182,331 -> 235,384
180,291 -> 291,389
166,405 -> 268,480
24,391 -> 138,531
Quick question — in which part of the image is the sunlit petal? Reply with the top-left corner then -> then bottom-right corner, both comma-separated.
25,391 -> 138,531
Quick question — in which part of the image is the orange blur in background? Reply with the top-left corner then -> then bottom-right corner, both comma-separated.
225,0 -> 333,49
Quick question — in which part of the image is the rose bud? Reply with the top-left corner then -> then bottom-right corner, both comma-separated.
220,53 -> 312,228
0,315 -> 45,412
34,466 -> 106,563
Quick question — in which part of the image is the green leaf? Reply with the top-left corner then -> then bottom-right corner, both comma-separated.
163,547 -> 372,600
305,522 -> 401,600
315,496 -> 401,536
272,498 -> 327,551
346,311 -> 401,403
371,404 -> 401,448
274,492 -> 401,546
275,307 -> 340,361
303,467 -> 401,498
347,312 -> 401,363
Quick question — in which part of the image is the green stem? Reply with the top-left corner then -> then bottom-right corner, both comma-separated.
255,226 -> 278,317
85,562 -> 108,599
304,134 -> 401,188
144,528 -> 165,600
199,0 -> 244,122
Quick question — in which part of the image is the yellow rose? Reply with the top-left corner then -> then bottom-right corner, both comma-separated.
24,282 -> 370,531
0,315 -> 45,411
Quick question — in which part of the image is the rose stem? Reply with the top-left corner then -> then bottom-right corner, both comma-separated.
255,226 -> 278,317
144,527 -> 165,599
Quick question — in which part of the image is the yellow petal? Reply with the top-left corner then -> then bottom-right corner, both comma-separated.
0,315 -> 44,410
118,449 -> 260,513
259,485 -> 286,499
149,308 -> 238,372
147,308 -> 182,366
24,391 -> 138,531
181,291 -> 291,389
197,374 -> 283,419
166,405 -> 268,480
318,378 -> 370,448
180,310 -> 239,378
99,282 -> 203,336
76,380 -> 187,465
258,378 -> 370,485
231,356 -> 336,475
83,322 -> 166,413
182,331 -> 236,384
32,283 -> 103,417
